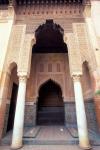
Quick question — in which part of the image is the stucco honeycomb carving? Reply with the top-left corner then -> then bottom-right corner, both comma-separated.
4,25 -> 26,73
73,23 -> 97,72
67,33 -> 82,76
18,34 -> 36,77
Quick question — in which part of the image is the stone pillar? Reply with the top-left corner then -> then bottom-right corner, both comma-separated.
11,75 -> 27,149
73,75 -> 91,149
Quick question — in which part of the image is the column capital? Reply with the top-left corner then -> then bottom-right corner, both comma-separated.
19,76 -> 27,83
72,75 -> 81,82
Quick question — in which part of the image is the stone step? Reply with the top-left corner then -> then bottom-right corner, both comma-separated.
37,112 -> 64,119
37,116 -> 64,119
37,118 -> 64,124
2,138 -> 100,146
38,111 -> 64,114
39,107 -> 64,111
23,138 -> 79,145
37,119 -> 64,122
37,111 -> 64,125
37,121 -> 64,125
38,113 -> 64,116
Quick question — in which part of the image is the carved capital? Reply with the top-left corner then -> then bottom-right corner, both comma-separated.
19,76 -> 27,83
72,75 -> 81,82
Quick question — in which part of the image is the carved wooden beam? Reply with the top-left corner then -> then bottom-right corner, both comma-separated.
17,0 -> 83,5
0,0 -> 84,5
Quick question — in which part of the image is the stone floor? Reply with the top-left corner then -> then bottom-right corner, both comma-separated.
1,126 -> 78,145
1,126 -> 100,148
31,126 -> 73,140
0,145 -> 100,150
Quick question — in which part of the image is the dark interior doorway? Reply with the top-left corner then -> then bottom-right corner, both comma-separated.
37,80 -> 65,125
7,83 -> 18,132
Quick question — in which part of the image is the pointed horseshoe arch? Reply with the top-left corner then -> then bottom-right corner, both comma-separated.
37,79 -> 65,125
37,78 -> 64,98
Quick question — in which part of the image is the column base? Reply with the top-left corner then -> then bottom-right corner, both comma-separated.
11,144 -> 23,150
79,144 -> 92,150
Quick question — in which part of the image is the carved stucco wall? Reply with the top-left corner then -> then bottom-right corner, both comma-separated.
26,53 -> 74,102
66,33 -> 82,76
4,25 -> 26,73
26,53 -> 93,102
73,23 -> 97,72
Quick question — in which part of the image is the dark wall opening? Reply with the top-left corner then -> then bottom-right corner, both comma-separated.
38,80 -> 63,107
7,83 -> 18,132
37,80 -> 65,125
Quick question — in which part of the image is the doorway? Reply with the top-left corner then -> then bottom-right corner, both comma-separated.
37,80 -> 65,125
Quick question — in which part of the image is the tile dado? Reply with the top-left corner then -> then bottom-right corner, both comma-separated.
65,100 -> 98,132
3,99 -> 98,136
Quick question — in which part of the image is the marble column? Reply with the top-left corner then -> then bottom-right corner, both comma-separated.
11,76 -> 27,149
73,75 -> 91,149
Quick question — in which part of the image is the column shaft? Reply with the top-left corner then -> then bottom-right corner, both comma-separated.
73,76 -> 91,149
11,76 -> 27,149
